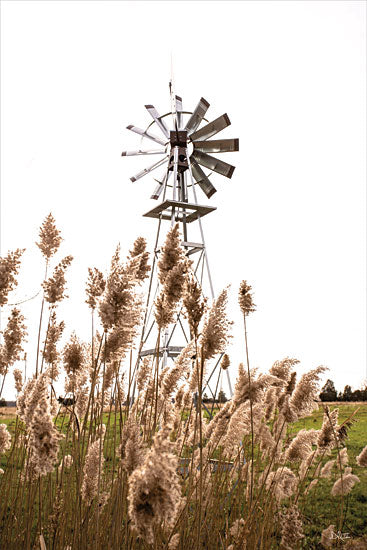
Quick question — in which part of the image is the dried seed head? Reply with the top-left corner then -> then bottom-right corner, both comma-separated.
0,424 -> 11,454
85,268 -> 105,310
279,505 -> 305,550
128,426 -> 183,544
331,473 -> 360,496
99,245 -> 143,331
284,429 -> 319,462
29,394 -> 64,476
63,333 -> 86,379
317,407 -> 339,450
13,368 -> 23,393
81,438 -> 103,504
289,366 -> 327,421
356,445 -> 367,467
200,288 -> 231,361
43,310 -> 65,367
137,357 -> 152,393
36,213 -> 62,260
221,354 -> 230,370
0,308 -> 27,376
183,274 -> 206,337
128,237 -> 151,283
238,280 -> 256,316
43,256 -> 73,305
157,224 -> 184,285
0,248 -> 24,306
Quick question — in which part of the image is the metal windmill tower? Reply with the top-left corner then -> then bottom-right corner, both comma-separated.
121,84 -> 239,399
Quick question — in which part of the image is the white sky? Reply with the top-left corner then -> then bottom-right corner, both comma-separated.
0,0 -> 366,400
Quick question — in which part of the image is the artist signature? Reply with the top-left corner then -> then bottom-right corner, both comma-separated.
331,530 -> 350,541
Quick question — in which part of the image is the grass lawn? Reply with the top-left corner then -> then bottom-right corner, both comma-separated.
289,403 -> 367,547
1,402 -> 366,547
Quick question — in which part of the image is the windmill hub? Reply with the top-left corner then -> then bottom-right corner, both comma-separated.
169,130 -> 189,172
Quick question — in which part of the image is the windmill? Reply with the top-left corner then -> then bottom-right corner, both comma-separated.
122,84 -> 239,401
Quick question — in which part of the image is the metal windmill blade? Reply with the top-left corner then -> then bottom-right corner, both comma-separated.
145,105 -> 170,139
126,125 -> 167,146
191,150 -> 235,179
185,98 -> 210,135
193,138 -> 239,154
190,158 -> 217,198
190,113 -> 231,141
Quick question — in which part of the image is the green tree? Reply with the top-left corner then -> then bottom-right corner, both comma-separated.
342,384 -> 353,402
319,379 -> 337,402
217,390 -> 228,403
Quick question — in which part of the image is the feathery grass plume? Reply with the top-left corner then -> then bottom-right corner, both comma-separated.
16,376 -> 36,422
103,300 -> 143,361
304,478 -> 318,494
238,280 -> 256,317
205,400 -> 233,443
0,308 -> 27,375
183,274 -> 206,337
232,363 -> 281,408
321,524 -> 335,548
266,467 -> 298,501
320,459 -> 336,478
128,425 -> 183,544
337,417 -> 356,445
42,255 -> 73,305
264,386 -> 278,421
279,505 -> 305,550
29,391 -> 64,476
331,473 -> 360,496
85,267 -> 106,310
155,261 -> 188,329
81,438 -> 103,505
13,368 -> 23,393
168,533 -> 180,550
99,245 -> 143,331
284,429 -> 319,462
157,223 -> 183,285
120,418 -> 145,476
222,402 -> 251,455
0,424 -> 11,454
161,340 -> 195,398
200,287 -> 231,361
277,371 -> 297,411
0,248 -> 24,306
128,237 -> 151,283
23,373 -> 49,427
339,447 -> 349,467
270,357 -> 299,383
63,333 -> 86,393
137,357 -> 152,393
155,224 -> 189,329
221,353 -> 230,370
43,310 -> 65,368
356,445 -> 367,467
36,213 -> 62,260
317,407 -> 339,450
288,365 -> 327,421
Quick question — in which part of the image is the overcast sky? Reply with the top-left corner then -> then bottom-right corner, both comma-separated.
1,0 -> 366,400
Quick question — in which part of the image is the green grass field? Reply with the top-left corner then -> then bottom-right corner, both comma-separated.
290,403 -> 367,547
1,402 -> 366,547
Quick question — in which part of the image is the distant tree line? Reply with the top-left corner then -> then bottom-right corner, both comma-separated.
319,379 -> 367,402
203,390 -> 228,404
